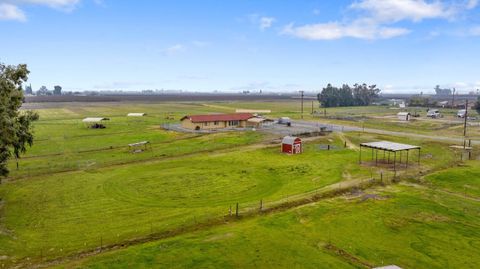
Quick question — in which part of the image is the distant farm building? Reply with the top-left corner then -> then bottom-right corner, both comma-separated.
397,112 -> 411,121
180,113 -> 256,130
235,109 -> 272,114
127,113 -> 146,117
282,136 -> 302,154
82,117 -> 109,129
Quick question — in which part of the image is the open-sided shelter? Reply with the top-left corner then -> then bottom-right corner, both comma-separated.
359,141 -> 420,170
82,117 -> 110,128
128,141 -> 151,153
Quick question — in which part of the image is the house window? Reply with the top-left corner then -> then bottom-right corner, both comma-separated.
228,120 -> 239,126
214,121 -> 219,125
204,122 -> 209,126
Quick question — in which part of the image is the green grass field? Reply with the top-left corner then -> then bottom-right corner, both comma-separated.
56,183 -> 480,269
0,100 -> 478,268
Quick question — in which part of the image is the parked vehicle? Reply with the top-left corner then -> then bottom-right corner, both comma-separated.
427,109 -> 442,118
457,109 -> 466,118
278,117 -> 291,125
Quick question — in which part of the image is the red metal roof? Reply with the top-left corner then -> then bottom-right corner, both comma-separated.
181,113 -> 254,123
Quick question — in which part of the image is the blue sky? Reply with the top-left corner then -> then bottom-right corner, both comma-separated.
1,0 -> 479,93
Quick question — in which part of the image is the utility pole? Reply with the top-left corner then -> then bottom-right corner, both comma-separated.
452,88 -> 456,108
300,90 -> 305,119
464,99 -> 468,139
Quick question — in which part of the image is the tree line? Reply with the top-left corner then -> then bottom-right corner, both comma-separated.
317,83 -> 380,107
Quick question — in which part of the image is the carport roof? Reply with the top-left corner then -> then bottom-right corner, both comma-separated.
360,141 -> 420,152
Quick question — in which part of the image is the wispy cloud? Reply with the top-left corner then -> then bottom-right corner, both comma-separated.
470,25 -> 480,35
192,40 -> 210,47
283,0 -> 476,40
0,0 -> 84,21
283,20 -> 410,40
163,44 -> 185,56
0,3 -> 26,21
466,0 -> 479,9
259,16 -> 275,30
350,0 -> 451,23
248,14 -> 276,30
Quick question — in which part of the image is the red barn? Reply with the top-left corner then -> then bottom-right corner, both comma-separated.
282,136 -> 302,154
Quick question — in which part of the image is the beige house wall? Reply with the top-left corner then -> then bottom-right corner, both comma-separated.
181,119 -> 248,130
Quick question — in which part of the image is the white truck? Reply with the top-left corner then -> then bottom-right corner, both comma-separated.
427,109 -> 442,118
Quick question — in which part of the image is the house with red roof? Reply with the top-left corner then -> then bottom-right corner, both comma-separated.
180,113 -> 256,130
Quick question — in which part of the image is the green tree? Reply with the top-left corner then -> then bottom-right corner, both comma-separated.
0,63 -> 39,178
318,84 -> 340,107
318,83 -> 380,108
53,85 -> 62,95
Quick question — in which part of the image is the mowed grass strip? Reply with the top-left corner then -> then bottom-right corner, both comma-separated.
54,183 -> 480,269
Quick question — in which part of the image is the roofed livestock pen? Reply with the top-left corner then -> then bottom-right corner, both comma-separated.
359,141 -> 421,170
82,117 -> 110,129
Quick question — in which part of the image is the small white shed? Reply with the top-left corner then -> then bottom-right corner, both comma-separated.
397,112 -> 411,121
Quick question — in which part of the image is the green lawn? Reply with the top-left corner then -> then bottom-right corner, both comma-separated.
425,161 -> 480,197
57,182 -> 480,269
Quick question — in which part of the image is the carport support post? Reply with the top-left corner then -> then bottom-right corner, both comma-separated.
375,149 -> 378,165
359,145 -> 362,164
393,152 -> 397,172
406,150 -> 409,168
418,148 -> 421,165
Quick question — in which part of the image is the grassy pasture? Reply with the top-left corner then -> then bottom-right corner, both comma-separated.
0,101 -> 477,268
57,182 -> 480,269
425,161 -> 480,197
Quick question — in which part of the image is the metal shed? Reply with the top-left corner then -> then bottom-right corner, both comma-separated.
397,112 -> 411,121
359,141 -> 420,170
282,136 -> 302,154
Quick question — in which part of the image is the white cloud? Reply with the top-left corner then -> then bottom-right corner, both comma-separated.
163,44 -> 185,56
0,3 -> 26,21
0,0 -> 82,21
466,0 -> 479,9
282,0 -> 477,40
259,16 -> 275,30
350,0 -> 451,23
470,25 -> 480,35
283,20 -> 410,40
247,14 -> 276,30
